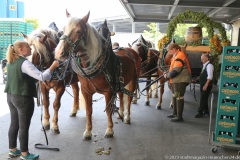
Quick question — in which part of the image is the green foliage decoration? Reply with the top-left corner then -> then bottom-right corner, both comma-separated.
164,10 -> 231,81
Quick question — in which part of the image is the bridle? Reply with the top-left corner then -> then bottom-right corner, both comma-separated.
59,21 -> 88,58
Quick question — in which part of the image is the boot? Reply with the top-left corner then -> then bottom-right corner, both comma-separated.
170,99 -> 184,122
170,116 -> 183,122
167,97 -> 177,118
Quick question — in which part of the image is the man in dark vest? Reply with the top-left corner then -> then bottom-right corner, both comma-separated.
194,53 -> 214,118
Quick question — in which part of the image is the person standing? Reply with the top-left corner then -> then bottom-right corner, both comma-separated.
4,40 -> 59,160
164,43 -> 192,122
194,53 -> 214,118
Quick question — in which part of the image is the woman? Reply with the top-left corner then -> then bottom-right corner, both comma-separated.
4,40 -> 59,160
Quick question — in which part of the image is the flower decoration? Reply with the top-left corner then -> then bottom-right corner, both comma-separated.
209,34 -> 222,55
158,35 -> 169,51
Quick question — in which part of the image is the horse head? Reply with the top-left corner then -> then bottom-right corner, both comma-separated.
55,11 -> 103,65
22,28 -> 58,70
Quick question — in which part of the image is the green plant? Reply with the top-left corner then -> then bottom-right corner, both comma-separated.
162,10 -> 231,80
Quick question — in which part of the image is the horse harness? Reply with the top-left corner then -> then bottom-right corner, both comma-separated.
61,24 -> 136,97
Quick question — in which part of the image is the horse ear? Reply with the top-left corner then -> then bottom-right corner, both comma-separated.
103,19 -> 107,26
21,32 -> 28,39
66,9 -> 71,17
128,43 -> 132,48
81,11 -> 90,24
110,32 -> 115,36
39,35 -> 47,43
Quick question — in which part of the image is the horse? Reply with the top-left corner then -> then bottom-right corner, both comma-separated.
55,11 -> 141,140
129,35 -> 171,109
22,28 -> 80,134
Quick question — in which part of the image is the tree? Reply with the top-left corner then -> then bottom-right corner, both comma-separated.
143,23 -> 162,49
24,18 -> 39,29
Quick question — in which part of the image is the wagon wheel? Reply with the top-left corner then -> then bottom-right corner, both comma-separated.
211,146 -> 217,153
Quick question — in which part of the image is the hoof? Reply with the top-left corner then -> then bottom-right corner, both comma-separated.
104,133 -> 114,138
43,124 -> 50,130
124,120 -> 131,124
83,136 -> 92,141
154,95 -> 158,98
169,105 -> 173,109
145,101 -> 150,106
124,118 -> 131,124
132,100 -> 137,104
149,95 -> 152,98
70,112 -> 77,117
156,105 -> 162,110
51,128 -> 60,134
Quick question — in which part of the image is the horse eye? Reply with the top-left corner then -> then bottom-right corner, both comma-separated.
76,30 -> 82,34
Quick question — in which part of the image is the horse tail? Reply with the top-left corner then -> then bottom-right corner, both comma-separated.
79,88 -> 86,110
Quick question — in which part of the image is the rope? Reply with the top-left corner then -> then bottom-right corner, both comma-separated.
34,81 -> 60,151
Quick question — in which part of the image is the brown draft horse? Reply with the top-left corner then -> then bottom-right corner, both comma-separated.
23,28 -> 80,134
55,11 -> 141,140
129,36 -> 170,109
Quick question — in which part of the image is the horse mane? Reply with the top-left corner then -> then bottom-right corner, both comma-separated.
29,28 -> 58,63
65,17 -> 103,63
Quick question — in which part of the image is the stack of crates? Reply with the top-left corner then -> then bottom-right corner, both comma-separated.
0,19 -> 34,60
214,46 -> 240,144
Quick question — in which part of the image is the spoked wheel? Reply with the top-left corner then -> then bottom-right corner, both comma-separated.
211,146 -> 218,153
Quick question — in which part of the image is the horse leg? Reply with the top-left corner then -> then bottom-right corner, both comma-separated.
132,88 -> 138,104
117,92 -> 124,119
123,81 -> 136,124
145,77 -> 151,106
149,73 -> 158,98
41,86 -> 50,130
69,82 -> 80,117
82,89 -> 93,140
104,92 -> 114,137
51,87 -> 65,134
156,78 -> 165,109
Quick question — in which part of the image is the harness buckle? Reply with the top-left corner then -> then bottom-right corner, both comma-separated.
119,76 -> 124,83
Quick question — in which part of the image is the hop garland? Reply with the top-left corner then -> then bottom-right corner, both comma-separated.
158,10 -> 231,81
209,34 -> 222,55
158,35 -> 169,51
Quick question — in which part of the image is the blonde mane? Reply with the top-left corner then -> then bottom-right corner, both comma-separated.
65,17 -> 103,64
28,28 -> 58,63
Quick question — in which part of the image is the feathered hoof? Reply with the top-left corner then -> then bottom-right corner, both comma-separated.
124,117 -> 131,124
83,131 -> 92,141
104,132 -> 114,138
145,101 -> 150,106
82,136 -> 92,141
43,124 -> 50,130
132,99 -> 137,104
51,128 -> 60,134
69,112 -> 77,117
156,105 -> 162,110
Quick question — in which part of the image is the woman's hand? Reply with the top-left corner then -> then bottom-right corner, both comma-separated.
52,60 -> 59,68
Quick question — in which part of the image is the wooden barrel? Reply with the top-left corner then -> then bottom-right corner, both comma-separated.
185,27 -> 202,43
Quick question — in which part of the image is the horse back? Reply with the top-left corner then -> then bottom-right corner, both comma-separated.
114,47 -> 141,77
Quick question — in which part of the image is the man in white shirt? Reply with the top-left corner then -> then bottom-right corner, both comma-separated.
194,53 -> 214,118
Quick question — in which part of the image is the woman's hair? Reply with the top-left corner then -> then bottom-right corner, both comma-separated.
6,40 -> 28,64
167,43 -> 181,51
